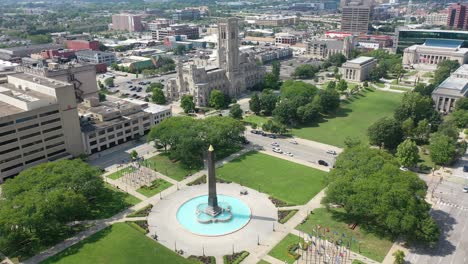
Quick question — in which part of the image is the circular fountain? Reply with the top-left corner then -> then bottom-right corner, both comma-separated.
176,194 -> 251,236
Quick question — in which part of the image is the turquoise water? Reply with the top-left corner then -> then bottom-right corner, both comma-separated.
176,195 -> 251,236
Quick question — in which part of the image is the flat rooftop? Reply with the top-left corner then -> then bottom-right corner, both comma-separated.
347,56 -> 375,65
433,65 -> 468,97
0,100 -> 23,117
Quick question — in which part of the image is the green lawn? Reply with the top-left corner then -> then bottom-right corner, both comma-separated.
389,86 -> 412,92
142,153 -> 200,181
106,166 -> 137,180
372,82 -> 385,88
136,179 -> 173,198
418,145 -> 436,170
89,184 -> 141,219
268,233 -> 303,264
41,223 -> 197,264
292,89 -> 402,147
216,152 -> 327,205
296,208 -> 393,262
244,114 -> 271,126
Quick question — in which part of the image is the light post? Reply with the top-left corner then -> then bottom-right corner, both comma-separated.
257,234 -> 260,245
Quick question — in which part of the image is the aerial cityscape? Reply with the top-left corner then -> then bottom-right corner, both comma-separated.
0,0 -> 468,263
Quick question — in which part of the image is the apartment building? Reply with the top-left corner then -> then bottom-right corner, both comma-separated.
275,33 -> 297,45
78,98 -> 171,155
111,14 -> 143,32
75,50 -> 116,66
152,25 -> 200,41
0,73 -> 84,181
341,4 -> 371,33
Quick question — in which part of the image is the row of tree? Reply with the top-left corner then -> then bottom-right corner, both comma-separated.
291,53 -> 347,79
147,116 -> 245,167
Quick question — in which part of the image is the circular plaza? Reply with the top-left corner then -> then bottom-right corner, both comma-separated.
147,182 -> 277,256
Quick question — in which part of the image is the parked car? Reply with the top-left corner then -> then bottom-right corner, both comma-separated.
464,186 -> 468,193
130,87 -> 136,91
463,165 -> 468,172
399,166 -> 409,172
250,130 -> 259,134
268,134 -> 277,139
318,160 -> 328,166
271,142 -> 279,147
290,140 -> 298,145
326,150 -> 337,155
285,152 -> 293,157
272,147 -> 283,154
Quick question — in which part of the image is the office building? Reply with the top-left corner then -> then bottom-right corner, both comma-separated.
275,33 -> 297,45
111,14 -> 143,32
16,63 -> 100,101
447,3 -> 468,30
432,64 -> 468,113
306,36 -> 355,59
0,44 -> 64,62
165,18 -> 265,106
172,9 -> 201,21
339,56 -> 377,81
425,12 -> 449,26
403,39 -> 468,70
152,25 -> 200,41
78,97 -> 171,154
241,46 -> 293,64
245,15 -> 297,27
75,50 -> 116,66
395,28 -> 468,53
66,40 -> 100,51
341,3 -> 371,33
147,19 -> 172,31
0,73 -> 84,181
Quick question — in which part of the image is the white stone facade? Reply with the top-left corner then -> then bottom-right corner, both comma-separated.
339,56 -> 377,82
165,18 -> 265,106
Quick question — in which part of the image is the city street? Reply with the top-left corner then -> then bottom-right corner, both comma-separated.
406,174 -> 468,264
245,130 -> 341,168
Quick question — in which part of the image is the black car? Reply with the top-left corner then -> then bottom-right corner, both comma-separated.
464,165 -> 468,172
318,160 -> 328,166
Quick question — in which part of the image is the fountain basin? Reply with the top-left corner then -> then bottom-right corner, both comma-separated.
176,194 -> 251,236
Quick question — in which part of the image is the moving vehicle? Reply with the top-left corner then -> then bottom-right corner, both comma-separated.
464,186 -> 468,193
272,147 -> 282,154
326,150 -> 337,155
318,160 -> 328,166
290,140 -> 298,145
463,165 -> 468,172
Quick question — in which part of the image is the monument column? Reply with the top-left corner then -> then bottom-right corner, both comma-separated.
206,145 -> 221,216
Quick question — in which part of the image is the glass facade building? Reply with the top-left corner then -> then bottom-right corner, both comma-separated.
395,28 -> 468,53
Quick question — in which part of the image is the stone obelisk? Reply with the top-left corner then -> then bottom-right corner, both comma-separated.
206,145 -> 221,216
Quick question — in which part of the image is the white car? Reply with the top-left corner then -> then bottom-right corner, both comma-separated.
285,152 -> 293,157
463,186 -> 468,193
326,150 -> 337,155
290,140 -> 298,145
271,142 -> 279,147
272,148 -> 283,154
399,166 -> 409,172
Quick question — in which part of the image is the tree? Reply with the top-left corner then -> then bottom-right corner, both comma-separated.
104,77 -> 114,87
318,88 -> 340,113
272,60 -> 280,80
455,97 -> 468,111
393,250 -> 405,264
448,109 -> 468,128
433,60 -> 459,86
0,160 -> 106,257
97,80 -> 104,89
344,137 -> 362,148
396,139 -> 419,168
209,90 -> 227,110
98,90 -> 107,102
152,88 -> 166,104
249,93 -> 261,114
401,118 -> 414,138
260,90 -> 277,115
429,133 -> 457,165
326,53 -> 347,67
229,104 -> 243,119
368,117 -> 404,149
264,72 -> 280,90
292,64 -> 319,79
336,79 -> 348,93
130,150 -> 138,160
414,119 -> 431,143
323,146 -> 439,245
394,92 -> 436,123
363,81 -> 369,88
146,82 -> 164,93
174,44 -> 187,55
413,83 -> 435,97
181,95 -> 195,113
327,81 -> 336,90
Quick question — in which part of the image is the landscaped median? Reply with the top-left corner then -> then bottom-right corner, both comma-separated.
136,178 -> 172,198
216,151 -> 327,206
268,233 -> 304,264
141,153 -> 201,181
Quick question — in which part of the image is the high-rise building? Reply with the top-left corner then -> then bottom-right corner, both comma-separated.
447,3 -> 468,30
111,14 -> 143,32
341,3 -> 371,33
0,73 -> 84,181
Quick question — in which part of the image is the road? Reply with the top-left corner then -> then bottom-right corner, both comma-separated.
406,172 -> 468,264
245,130 -> 341,168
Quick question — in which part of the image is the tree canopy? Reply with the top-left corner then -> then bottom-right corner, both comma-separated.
368,117 -> 404,149
323,146 -> 439,245
180,95 -> 195,113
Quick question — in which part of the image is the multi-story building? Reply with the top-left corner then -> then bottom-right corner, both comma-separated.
75,50 -> 116,66
339,56 -> 377,82
78,97 -> 171,154
147,19 -> 172,31
245,15 -> 297,27
0,44 -> 64,62
0,73 -> 84,181
395,28 -> 468,53
425,11 -> 449,26
241,46 -> 293,64
172,9 -> 201,21
432,64 -> 468,113
39,49 -> 76,61
66,40 -> 100,51
306,37 -> 355,59
341,3 -> 371,33
152,25 -> 200,41
275,33 -> 297,45
16,63 -> 100,101
111,14 -> 143,32
403,39 -> 468,70
447,3 -> 468,30
165,18 -> 265,106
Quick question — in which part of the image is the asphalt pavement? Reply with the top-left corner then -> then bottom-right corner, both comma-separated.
245,130 -> 341,168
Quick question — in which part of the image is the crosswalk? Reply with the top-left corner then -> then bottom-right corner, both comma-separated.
437,200 -> 468,211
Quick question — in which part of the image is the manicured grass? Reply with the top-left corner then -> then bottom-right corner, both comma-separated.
389,86 -> 412,92
244,114 -> 271,126
296,208 -> 393,262
106,166 -> 137,180
268,233 -> 303,264
89,184 -> 141,219
41,223 -> 197,264
322,81 -> 358,90
418,145 -> 436,170
257,260 -> 271,264
292,89 -> 403,147
136,179 -> 173,198
142,153 -> 200,181
372,82 -> 385,88
216,152 -> 327,205
422,72 -> 434,78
